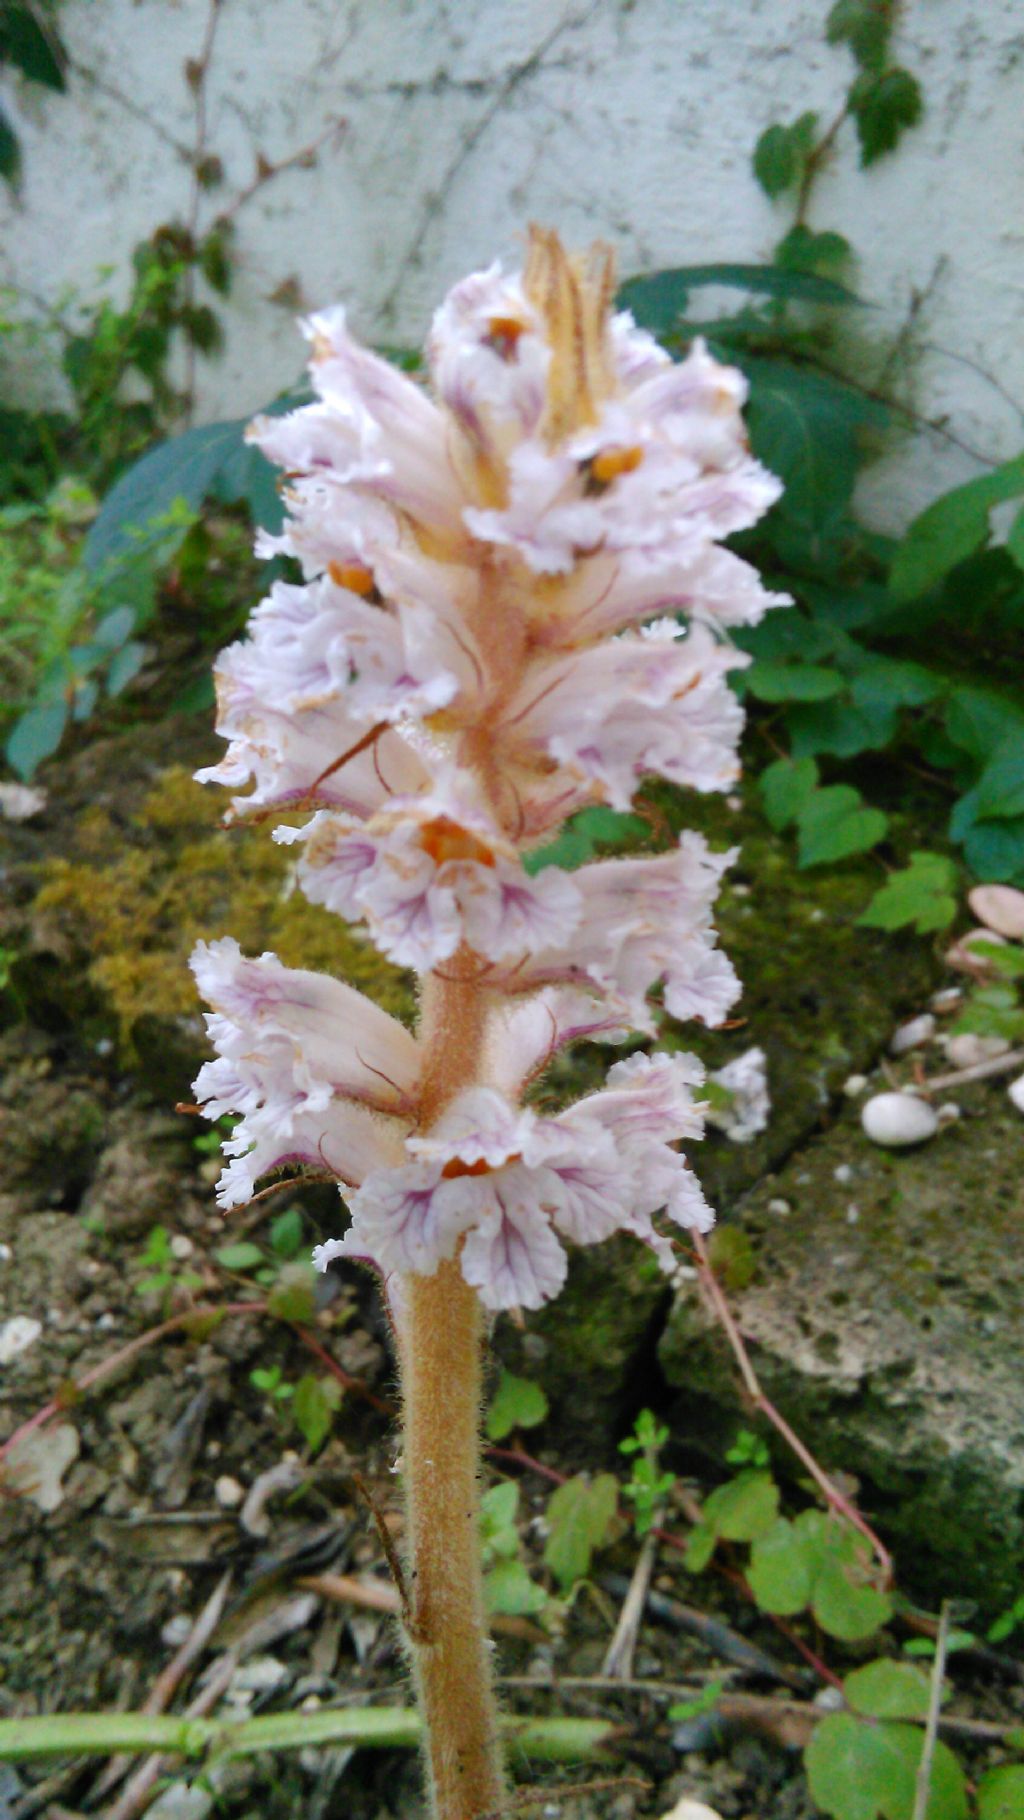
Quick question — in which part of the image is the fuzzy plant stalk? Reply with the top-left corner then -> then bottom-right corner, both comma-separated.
189,227 -> 786,1819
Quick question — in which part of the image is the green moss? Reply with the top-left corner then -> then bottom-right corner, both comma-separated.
33,765 -> 414,1059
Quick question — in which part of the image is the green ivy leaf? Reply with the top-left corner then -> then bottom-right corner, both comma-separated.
806,1713 -> 967,1820
844,1659 -> 932,1719
796,785 -> 889,867
486,1371 -> 550,1441
753,113 -> 819,199
745,358 -> 888,537
616,263 -> 863,338
748,1517 -> 815,1614
760,756 -> 821,830
481,1480 -> 520,1559
890,455 -> 1024,601
485,1559 -> 547,1617
813,1542 -> 893,1641
962,817 -> 1024,886
292,1373 -> 341,1455
775,225 -> 853,278
787,697 -> 898,760
857,852 -> 958,934
850,67 -> 924,165
684,1521 -> 718,1573
826,0 -> 893,70
978,1765 -> 1024,1819
746,660 -> 845,702
974,740 -> 1024,821
523,806 -> 647,874
543,1473 -> 618,1590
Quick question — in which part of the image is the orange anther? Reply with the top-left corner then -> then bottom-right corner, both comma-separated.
328,560 -> 377,596
590,444 -> 644,485
484,315 -> 526,360
441,1157 -> 494,1180
419,815 -> 497,869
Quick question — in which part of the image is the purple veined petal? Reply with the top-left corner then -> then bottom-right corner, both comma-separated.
190,938 -> 420,1109
454,1168 -> 569,1312
407,1086 -> 543,1171
428,262 -> 551,463
481,988 -> 632,1099
455,857 -> 582,961
345,1162 -> 475,1277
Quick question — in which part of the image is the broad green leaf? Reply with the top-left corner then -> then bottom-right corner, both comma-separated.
485,1560 -> 547,1617
84,417 -> 285,574
806,1714 -> 967,1820
748,1517 -> 815,1614
486,1371 -> 549,1441
944,686 -> 1024,763
616,263 -> 862,337
543,1473 -> 617,1590
481,1480 -> 520,1555
702,1470 -> 779,1543
292,1374 -> 341,1454
93,605 -> 136,649
760,756 -> 821,830
5,700 -> 67,780
0,5 -> 68,88
523,806 -> 647,875
796,785 -> 888,867
744,357 -> 888,536
683,1521 -> 718,1573
978,1765 -> 1024,1819
844,1659 -> 931,1720
105,641 -> 146,697
850,67 -> 924,165
857,852 -> 958,934
849,656 -> 945,711
890,455 -> 1024,602
746,660 -> 845,702
214,1242 -> 264,1271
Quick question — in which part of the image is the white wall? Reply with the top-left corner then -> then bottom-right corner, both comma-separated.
2,0 -> 1022,528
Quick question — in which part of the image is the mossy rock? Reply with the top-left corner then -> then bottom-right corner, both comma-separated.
24,734 -> 414,1097
659,1092 -> 1024,1612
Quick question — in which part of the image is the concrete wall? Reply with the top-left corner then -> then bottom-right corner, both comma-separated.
2,0 -> 1022,528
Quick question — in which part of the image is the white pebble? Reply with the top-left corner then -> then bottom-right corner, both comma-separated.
215,1474 -> 245,1508
0,1316 -> 43,1364
231,1656 -> 288,1693
946,927 -> 1007,972
942,1032 -> 1010,1067
846,1204 -> 860,1223
861,1092 -> 939,1148
161,1614 -> 193,1648
0,1243 -> 11,1263
1008,1076 -> 1024,1115
930,987 -> 963,1014
936,1103 -> 961,1126
658,1801 -> 726,1820
890,1014 -> 936,1055
834,1163 -> 853,1184
968,883 -> 1024,940
767,1197 -> 791,1215
843,1074 -> 868,1097
169,1234 -> 195,1260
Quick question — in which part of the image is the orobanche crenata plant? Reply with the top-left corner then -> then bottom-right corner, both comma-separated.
190,228 -> 786,1819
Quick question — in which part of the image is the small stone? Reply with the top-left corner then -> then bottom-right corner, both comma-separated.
834,1163 -> 853,1184
658,1801 -> 725,1820
0,781 -> 47,821
0,1243 -> 11,1263
161,1614 -> 193,1648
215,1474 -> 245,1508
230,1656 -> 288,1693
861,1092 -> 939,1148
968,883 -> 1024,940
936,1103 -> 961,1126
890,1013 -> 936,1055
943,1033 -> 1010,1067
843,1074 -> 868,1097
846,1203 -> 860,1223
767,1197 -> 791,1215
1008,1076 -> 1024,1115
0,1316 -> 42,1363
814,1686 -> 845,1712
930,987 -> 963,1014
3,1423 -> 79,1511
169,1234 -> 195,1260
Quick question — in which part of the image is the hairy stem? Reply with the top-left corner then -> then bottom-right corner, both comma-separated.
399,963 -> 508,1820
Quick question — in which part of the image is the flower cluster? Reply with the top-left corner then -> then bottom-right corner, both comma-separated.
191,229 -> 785,1311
